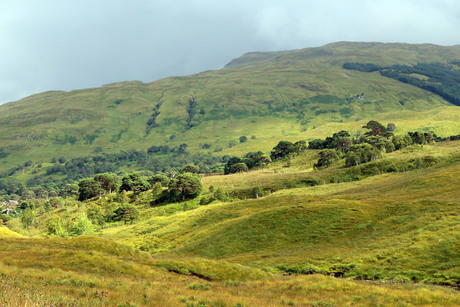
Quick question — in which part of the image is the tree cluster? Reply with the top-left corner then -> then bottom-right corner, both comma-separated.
310,120 -> 437,169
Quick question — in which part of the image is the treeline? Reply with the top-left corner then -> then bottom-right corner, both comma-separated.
343,62 -> 460,106
223,141 -> 308,175
0,146 -> 226,201
310,121 -> 437,169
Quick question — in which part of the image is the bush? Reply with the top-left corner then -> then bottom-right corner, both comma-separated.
250,186 -> 263,199
302,177 -> 323,186
0,214 -> 11,225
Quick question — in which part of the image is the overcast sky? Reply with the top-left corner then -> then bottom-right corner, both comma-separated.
1,0 -> 459,105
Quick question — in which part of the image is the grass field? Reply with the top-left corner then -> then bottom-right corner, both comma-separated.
0,141 -> 459,305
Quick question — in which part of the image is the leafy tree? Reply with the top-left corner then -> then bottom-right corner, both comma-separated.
308,139 -> 327,149
387,123 -> 396,131
335,137 -> 353,154
69,214 -> 95,236
63,183 -> 79,198
344,143 -> 382,167
114,203 -> 139,225
314,149 -> 341,169
168,173 -> 202,201
260,154 -> 272,170
270,141 -> 295,160
86,204 -> 105,226
243,151 -> 268,169
408,131 -> 435,145
182,163 -> 200,173
120,172 -> 151,194
392,134 -> 412,150
78,178 -> 99,201
21,207 -> 35,229
150,182 -> 163,201
363,120 -> 391,138
0,214 -> 11,225
250,186 -> 263,199
149,173 -> 170,187
94,173 -> 119,197
199,187 -> 230,205
47,215 -> 66,237
239,136 -> 247,143
293,140 -> 308,153
224,157 -> 243,174
213,187 -> 229,202
230,163 -> 249,173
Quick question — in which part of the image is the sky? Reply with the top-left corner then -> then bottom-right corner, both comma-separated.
1,0 -> 459,105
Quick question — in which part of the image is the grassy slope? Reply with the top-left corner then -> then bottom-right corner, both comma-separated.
1,42 -> 460,171
97,141 -> 460,287
0,142 -> 459,305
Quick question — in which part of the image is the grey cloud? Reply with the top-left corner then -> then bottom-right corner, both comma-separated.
0,0 -> 459,104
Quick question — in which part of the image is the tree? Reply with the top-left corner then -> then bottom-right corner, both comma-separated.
224,157 -> 243,174
114,203 -> 139,225
363,120 -> 391,138
120,173 -> 151,194
250,186 -> 263,199
94,173 -> 119,197
387,123 -> 396,131
314,149 -> 341,169
168,173 -> 202,202
309,139 -> 327,149
260,154 -> 272,170
21,207 -> 35,229
293,140 -> 308,153
69,214 -> 95,236
392,134 -> 412,150
270,141 -> 295,160
335,137 -> 353,154
0,214 -> 11,225
63,183 -> 79,198
86,204 -> 106,226
78,178 -> 99,201
230,163 -> 248,173
344,143 -> 382,167
149,173 -> 170,187
239,136 -> 247,143
182,163 -> 199,173
47,215 -> 66,237
58,156 -> 67,164
150,182 -> 163,201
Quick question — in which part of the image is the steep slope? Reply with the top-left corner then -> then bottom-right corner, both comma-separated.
1,42 -> 460,171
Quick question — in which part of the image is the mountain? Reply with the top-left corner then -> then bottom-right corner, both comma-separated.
1,42 -> 460,172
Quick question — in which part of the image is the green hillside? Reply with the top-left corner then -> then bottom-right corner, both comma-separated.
0,42 -> 460,305
0,140 -> 459,306
1,42 -> 460,174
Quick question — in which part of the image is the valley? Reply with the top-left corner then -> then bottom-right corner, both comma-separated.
0,42 -> 459,306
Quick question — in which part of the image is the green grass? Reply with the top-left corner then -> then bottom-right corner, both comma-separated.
1,42 -> 460,173
0,142 -> 459,305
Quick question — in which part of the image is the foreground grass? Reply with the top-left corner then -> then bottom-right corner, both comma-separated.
0,257 -> 459,306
